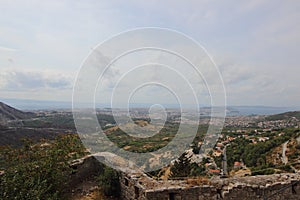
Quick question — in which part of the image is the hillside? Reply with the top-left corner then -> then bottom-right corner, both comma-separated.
0,102 -> 35,125
0,102 -> 72,147
265,111 -> 300,121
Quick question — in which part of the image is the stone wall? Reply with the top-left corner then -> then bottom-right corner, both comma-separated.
68,155 -> 300,200
120,172 -> 300,200
69,155 -> 104,189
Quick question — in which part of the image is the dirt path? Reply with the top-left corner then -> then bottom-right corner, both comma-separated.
281,141 -> 289,165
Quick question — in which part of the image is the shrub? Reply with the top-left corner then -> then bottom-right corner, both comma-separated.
0,134 -> 86,199
251,168 -> 275,176
98,166 -> 120,197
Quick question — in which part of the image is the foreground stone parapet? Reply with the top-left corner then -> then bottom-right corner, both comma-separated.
69,155 -> 300,199
120,172 -> 300,200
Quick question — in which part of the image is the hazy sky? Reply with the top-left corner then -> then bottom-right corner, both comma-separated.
0,0 -> 299,107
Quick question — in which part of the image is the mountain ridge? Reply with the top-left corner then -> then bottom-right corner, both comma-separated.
0,102 -> 35,125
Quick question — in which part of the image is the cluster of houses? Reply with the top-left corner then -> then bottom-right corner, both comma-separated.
225,114 -> 300,130
258,118 -> 300,129
204,127 -> 283,176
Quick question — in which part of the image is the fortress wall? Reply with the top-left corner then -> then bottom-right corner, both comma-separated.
221,181 -> 300,200
120,172 -> 300,200
68,156 -> 300,200
120,173 -> 149,200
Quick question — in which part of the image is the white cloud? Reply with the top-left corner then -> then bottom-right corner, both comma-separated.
0,68 -> 73,90
0,46 -> 17,52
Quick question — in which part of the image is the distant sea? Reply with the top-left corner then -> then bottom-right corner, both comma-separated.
0,98 -> 74,110
0,98 -> 299,116
227,106 -> 300,116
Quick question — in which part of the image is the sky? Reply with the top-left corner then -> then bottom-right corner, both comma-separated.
0,0 -> 299,107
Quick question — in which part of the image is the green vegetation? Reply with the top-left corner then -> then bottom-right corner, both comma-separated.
97,113 -> 116,128
20,113 -> 117,130
225,128 -> 300,175
98,165 -> 120,197
107,122 -> 180,152
0,134 -> 87,200
251,167 -> 275,176
106,124 -> 208,153
22,115 -> 75,129
170,152 -> 205,178
226,138 -> 250,169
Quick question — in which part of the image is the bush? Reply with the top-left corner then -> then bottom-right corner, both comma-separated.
98,166 -> 120,197
192,145 -> 200,154
170,152 -> 193,178
251,168 -> 275,176
0,134 -> 86,200
278,165 -> 295,173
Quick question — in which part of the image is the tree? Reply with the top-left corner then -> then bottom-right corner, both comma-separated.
170,152 -> 193,178
190,162 -> 206,176
98,166 -> 120,197
192,145 -> 200,154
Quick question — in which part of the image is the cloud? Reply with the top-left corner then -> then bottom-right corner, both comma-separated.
0,46 -> 17,52
0,68 -> 73,91
0,1 -> 299,106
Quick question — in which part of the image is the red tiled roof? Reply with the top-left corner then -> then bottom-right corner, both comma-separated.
209,169 -> 220,173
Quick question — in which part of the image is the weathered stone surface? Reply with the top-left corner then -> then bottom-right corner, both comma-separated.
120,172 -> 300,200
69,156 -> 300,200
69,155 -> 104,189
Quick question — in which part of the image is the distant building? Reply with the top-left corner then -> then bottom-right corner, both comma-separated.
216,143 -> 224,148
213,150 -> 222,157
249,138 -> 256,144
233,162 -> 242,170
258,137 -> 269,142
233,161 -> 245,170
208,169 -> 220,175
